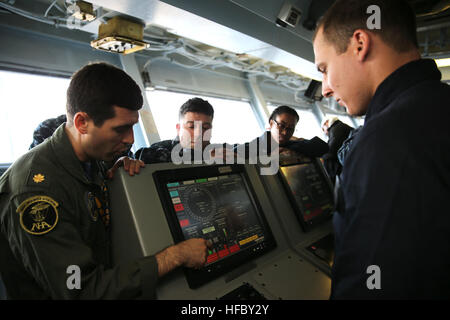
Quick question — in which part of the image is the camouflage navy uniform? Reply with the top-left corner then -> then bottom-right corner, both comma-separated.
0,124 -> 158,299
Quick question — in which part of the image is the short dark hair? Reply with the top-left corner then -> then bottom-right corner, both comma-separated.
269,105 -> 299,123
313,0 -> 418,54
179,97 -> 214,120
67,62 -> 143,126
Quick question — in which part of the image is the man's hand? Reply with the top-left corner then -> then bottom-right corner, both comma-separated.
106,156 -> 145,179
279,147 -> 296,156
155,238 -> 212,277
322,119 -> 330,136
177,238 -> 212,269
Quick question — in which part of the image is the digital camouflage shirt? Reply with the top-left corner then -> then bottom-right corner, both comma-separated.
0,124 -> 157,299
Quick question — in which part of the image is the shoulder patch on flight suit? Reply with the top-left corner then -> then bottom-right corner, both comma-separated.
17,195 -> 59,235
85,191 -> 98,222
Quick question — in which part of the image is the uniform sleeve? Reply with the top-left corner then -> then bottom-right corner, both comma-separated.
327,121 -> 353,156
286,136 -> 329,157
135,145 -> 172,164
337,126 -> 362,166
3,191 -> 159,299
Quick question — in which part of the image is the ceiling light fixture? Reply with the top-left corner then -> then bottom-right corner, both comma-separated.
91,16 -> 149,55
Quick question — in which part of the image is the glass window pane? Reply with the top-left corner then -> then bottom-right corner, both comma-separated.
295,109 -> 325,140
0,70 -> 69,163
145,90 -> 262,144
324,112 -> 364,128
336,115 -> 355,128
353,116 -> 365,126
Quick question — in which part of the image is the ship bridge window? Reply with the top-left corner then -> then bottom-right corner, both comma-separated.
0,70 -> 69,164
324,114 -> 365,129
145,89 -> 262,145
335,115 -> 355,128
353,116 -> 365,127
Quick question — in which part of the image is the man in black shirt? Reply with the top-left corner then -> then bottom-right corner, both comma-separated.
136,97 -> 217,163
321,117 -> 354,184
313,0 -> 450,299
237,106 -> 328,161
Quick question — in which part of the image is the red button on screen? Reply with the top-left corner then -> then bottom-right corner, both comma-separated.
174,204 -> 184,212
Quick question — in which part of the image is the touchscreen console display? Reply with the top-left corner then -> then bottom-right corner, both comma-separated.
154,165 -> 276,288
279,158 -> 334,231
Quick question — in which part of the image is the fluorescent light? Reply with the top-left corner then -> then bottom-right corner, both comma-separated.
435,58 -> 450,68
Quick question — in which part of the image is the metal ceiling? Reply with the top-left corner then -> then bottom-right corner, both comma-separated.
88,0 -> 450,72
1,0 -> 449,80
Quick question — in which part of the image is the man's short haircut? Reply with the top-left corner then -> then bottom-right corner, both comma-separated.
269,105 -> 299,123
313,0 -> 419,54
67,62 -> 143,127
179,97 -> 214,120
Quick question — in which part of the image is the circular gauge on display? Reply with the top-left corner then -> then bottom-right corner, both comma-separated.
184,186 -> 216,222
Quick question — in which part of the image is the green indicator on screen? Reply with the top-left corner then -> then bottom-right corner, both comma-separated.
202,226 -> 216,234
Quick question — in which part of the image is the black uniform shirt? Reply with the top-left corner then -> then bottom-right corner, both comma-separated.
0,124 -> 158,299
136,139 -> 234,164
135,139 -> 178,164
236,131 -> 329,160
332,59 -> 450,299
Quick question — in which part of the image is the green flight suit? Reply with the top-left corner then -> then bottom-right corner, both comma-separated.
0,124 -> 158,299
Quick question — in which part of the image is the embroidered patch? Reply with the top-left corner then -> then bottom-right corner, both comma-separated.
85,192 -> 98,222
17,196 -> 59,235
27,171 -> 49,188
33,174 -> 45,183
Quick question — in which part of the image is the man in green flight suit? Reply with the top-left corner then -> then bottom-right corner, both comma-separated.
0,62 -> 210,299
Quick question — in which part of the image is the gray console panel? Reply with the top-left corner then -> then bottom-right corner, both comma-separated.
108,163 -> 332,299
